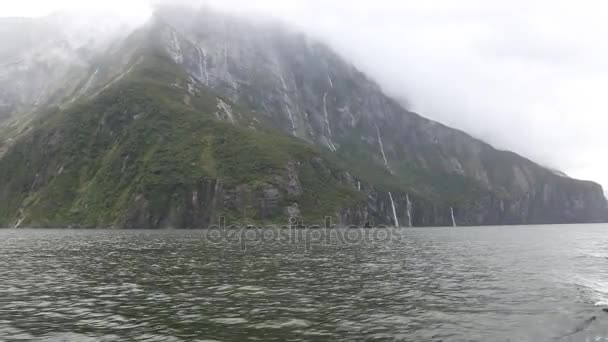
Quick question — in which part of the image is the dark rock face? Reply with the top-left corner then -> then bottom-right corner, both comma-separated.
120,179 -> 290,228
0,7 -> 605,228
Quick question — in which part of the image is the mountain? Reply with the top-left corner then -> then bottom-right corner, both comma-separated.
0,7 -> 606,228
0,12 -> 139,124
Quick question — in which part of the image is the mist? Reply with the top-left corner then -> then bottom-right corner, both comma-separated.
4,0 -> 608,190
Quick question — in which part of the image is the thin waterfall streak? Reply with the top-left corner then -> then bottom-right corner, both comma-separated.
223,43 -> 237,89
451,207 -> 457,227
202,47 -> 208,85
224,43 -> 228,66
388,192 -> 400,227
406,194 -> 413,227
280,74 -> 296,135
195,43 -> 209,86
279,74 -> 288,90
80,68 -> 99,96
169,30 -> 183,63
323,92 -> 337,151
375,123 -> 393,175
286,106 -> 296,135
197,46 -> 204,82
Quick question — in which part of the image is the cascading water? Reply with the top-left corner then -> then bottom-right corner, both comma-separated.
195,44 -> 209,86
80,68 -> 99,96
168,31 -> 183,64
279,75 -> 296,135
388,192 -> 400,227
375,123 -> 402,226
450,207 -> 457,227
375,124 -> 394,175
279,74 -> 288,90
222,43 -> 237,89
406,194 -> 413,227
223,43 -> 228,65
285,107 -> 296,135
322,92 -> 337,151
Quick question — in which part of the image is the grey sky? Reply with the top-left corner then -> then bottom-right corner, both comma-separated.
3,0 -> 608,189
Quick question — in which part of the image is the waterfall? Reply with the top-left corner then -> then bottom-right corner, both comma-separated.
90,57 -> 140,100
285,107 -> 296,135
328,75 -> 334,88
195,44 -> 209,86
196,45 -> 203,82
450,207 -> 457,227
168,31 -> 183,64
279,74 -> 288,90
406,194 -> 413,227
80,68 -> 99,96
357,181 -> 361,191
222,43 -> 237,89
14,217 -> 24,229
223,43 -> 228,66
347,110 -> 356,127
279,74 -> 296,135
322,92 -> 337,151
375,124 -> 401,227
375,123 -> 394,175
388,192 -> 400,227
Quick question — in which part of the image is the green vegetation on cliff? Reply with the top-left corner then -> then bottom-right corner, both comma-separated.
1,11 -> 605,228
0,53 -> 365,227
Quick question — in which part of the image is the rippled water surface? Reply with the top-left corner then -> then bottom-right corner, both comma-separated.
1,225 -> 607,341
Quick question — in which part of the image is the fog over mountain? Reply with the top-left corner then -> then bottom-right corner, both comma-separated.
4,0 -> 608,191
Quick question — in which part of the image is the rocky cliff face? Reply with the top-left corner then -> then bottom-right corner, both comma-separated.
151,7 -> 608,226
0,7 -> 605,228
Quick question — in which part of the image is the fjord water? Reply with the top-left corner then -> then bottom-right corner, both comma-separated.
0,225 -> 607,341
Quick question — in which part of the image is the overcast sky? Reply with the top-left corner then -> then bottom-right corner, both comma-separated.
3,0 -> 608,190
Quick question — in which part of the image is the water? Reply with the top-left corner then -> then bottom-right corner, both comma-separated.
0,225 -> 607,341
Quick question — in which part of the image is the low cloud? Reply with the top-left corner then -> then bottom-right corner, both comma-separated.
210,0 -> 608,188
5,0 -> 608,189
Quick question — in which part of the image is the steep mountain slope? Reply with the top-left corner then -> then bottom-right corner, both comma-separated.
153,7 -> 608,225
0,12 -> 145,160
0,7 -> 606,227
0,36 -> 369,228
